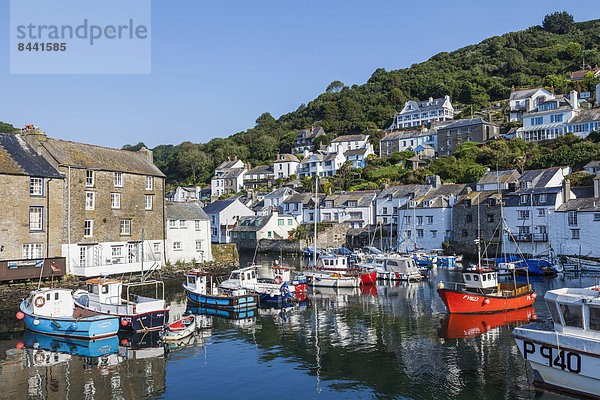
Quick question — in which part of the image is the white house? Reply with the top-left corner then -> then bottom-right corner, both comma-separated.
375,183 -> 433,226
232,211 -> 298,248
171,186 -> 202,202
319,192 -> 376,228
211,158 -> 246,198
397,184 -> 466,251
264,187 -> 296,210
388,95 -> 454,130
517,91 -> 580,142
475,169 -> 521,192
203,197 -> 254,243
509,87 -> 555,122
292,126 -> 325,155
327,134 -> 370,154
379,128 -> 438,157
344,148 -> 373,168
166,202 -> 213,264
281,192 -> 316,224
567,108 -> 600,138
297,151 -> 346,178
273,154 -> 300,179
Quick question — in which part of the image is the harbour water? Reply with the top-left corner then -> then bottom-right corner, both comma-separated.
0,255 -> 594,399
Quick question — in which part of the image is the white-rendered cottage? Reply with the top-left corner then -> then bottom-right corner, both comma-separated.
232,211 -> 298,249
517,91 -> 581,142
211,158 -> 246,198
297,151 -> 346,178
319,192 -> 376,228
281,192 -> 317,224
274,154 -> 300,179
379,129 -> 438,157
264,187 -> 296,210
203,197 -> 254,243
475,169 -> 521,192
375,183 -> 433,226
389,96 -> 454,130
166,202 -> 213,264
327,134 -> 371,154
509,87 -> 555,122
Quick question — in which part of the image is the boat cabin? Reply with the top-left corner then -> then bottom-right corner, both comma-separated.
185,270 -> 217,295
318,255 -> 348,270
462,269 -> 498,290
26,288 -> 74,317
85,278 -> 124,305
544,287 -> 600,337
227,266 -> 258,285
82,277 -> 166,315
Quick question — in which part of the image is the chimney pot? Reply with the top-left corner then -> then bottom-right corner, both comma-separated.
571,90 -> 579,109
563,179 -> 571,203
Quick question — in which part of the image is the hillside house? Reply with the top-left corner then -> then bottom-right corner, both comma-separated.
319,192 -> 376,228
166,202 -> 212,264
292,126 -> 325,155
437,118 -> 500,156
203,198 -> 254,243
517,91 -> 581,142
297,151 -> 346,178
273,154 -> 300,179
388,96 -> 454,130
509,87 -> 555,122
211,158 -> 246,198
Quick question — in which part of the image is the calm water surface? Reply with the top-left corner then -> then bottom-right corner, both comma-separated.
0,254 -> 596,400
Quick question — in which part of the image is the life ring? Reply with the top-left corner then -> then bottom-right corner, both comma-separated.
34,296 -> 45,308
274,275 -> 283,285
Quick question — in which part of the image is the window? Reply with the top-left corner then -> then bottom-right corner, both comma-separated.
520,194 -> 530,204
417,229 -> 424,238
268,231 -> 272,238
550,114 -> 563,123
111,246 -> 122,257
84,220 -> 93,237
22,243 -> 42,259
538,194 -> 547,204
173,241 -> 182,251
417,216 -> 423,225
349,212 -> 362,219
405,230 -> 412,238
571,229 -> 580,240
348,200 -> 358,207
431,230 -> 437,238
531,117 -> 543,126
590,307 -> 600,330
79,246 -> 87,268
146,176 -> 153,190
559,303 -> 583,328
111,193 -> 121,209
464,274 -> 472,281
120,219 -> 131,235
309,213 -> 314,221
194,220 -> 202,230
278,218 -> 284,226
466,214 -> 473,223
426,216 -> 433,224
325,200 -> 334,208
179,220 -> 186,227
30,177 -> 43,196
568,211 -> 578,226
86,170 -> 94,187
595,213 -> 600,222
113,172 -> 123,187
382,207 -> 388,215
168,219 -> 176,228
518,210 -> 530,220
145,195 -> 153,210
29,207 -> 43,231
538,208 -> 546,217
153,242 -> 160,253
486,214 -> 494,222
196,240 -> 203,251
85,192 -> 95,210
405,216 -> 411,224
288,219 -> 293,225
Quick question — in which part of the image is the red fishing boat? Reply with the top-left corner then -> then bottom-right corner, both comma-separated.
438,306 -> 537,339
437,267 -> 536,314
359,271 -> 378,285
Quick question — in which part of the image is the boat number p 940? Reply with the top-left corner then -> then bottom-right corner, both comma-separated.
523,341 -> 581,373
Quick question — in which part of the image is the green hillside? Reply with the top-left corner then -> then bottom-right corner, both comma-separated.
123,14 -> 600,186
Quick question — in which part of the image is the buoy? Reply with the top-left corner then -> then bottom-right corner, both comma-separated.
121,339 -> 128,346
483,298 -> 490,305
16,312 -> 24,320
33,319 -> 40,326
15,341 -> 24,349
121,319 -> 129,326
70,323 -> 78,331
437,282 -> 445,290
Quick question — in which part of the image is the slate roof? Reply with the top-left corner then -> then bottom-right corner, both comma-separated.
216,159 -> 243,170
401,97 -> 449,113
166,202 -> 210,221
438,118 -> 497,130
216,168 -> 245,179
584,161 -> 600,169
557,198 -> 600,212
202,198 -> 239,214
570,108 -> 600,124
233,215 -> 271,232
0,133 -> 62,178
295,127 -> 325,141
344,148 -> 368,157
400,184 -> 466,209
265,187 -> 296,198
518,167 -> 563,188
572,186 -> 594,198
381,129 -> 428,142
246,165 -> 273,175
455,190 -> 502,206
321,192 -> 376,208
509,88 -> 543,101
331,134 -> 368,143
477,169 -> 520,185
376,184 -> 431,200
40,137 -> 165,177
275,154 -> 300,163
283,192 -> 316,206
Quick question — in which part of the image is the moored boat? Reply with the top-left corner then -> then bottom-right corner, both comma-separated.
17,288 -> 119,339
513,286 -> 600,398
160,315 -> 196,342
73,278 -> 169,332
304,271 -> 361,288
183,270 -> 259,310
437,268 -> 536,314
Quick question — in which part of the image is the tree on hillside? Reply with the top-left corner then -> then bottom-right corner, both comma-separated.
176,142 -> 208,183
0,122 -> 18,133
566,42 -> 582,61
326,81 -> 344,93
122,142 -> 147,152
542,12 -> 575,34
255,112 -> 276,129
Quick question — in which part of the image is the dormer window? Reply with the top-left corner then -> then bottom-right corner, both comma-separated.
520,194 -> 530,204
520,181 -> 531,189
348,200 -> 358,207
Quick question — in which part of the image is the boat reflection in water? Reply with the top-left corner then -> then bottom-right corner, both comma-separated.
20,330 -> 119,367
438,306 -> 537,339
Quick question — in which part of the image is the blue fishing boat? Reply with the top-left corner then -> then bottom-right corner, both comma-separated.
21,329 -> 119,358
187,305 -> 257,319
17,288 -> 119,339
494,256 -> 558,276
183,270 -> 259,310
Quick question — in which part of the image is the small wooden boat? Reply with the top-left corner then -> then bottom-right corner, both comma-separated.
437,268 -> 536,314
161,315 -> 196,342
73,278 -> 169,332
18,288 -> 119,339
183,270 -> 259,310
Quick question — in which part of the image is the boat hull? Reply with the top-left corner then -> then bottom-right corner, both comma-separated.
360,271 -> 378,285
184,286 -> 258,310
22,330 -> 119,358
377,271 -> 423,281
118,310 -> 169,332
21,303 -> 119,339
437,288 -> 535,314
187,305 -> 256,319
513,328 -> 600,399
438,306 -> 536,339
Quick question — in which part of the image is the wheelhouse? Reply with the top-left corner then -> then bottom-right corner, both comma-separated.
462,269 -> 498,290
544,287 -> 600,336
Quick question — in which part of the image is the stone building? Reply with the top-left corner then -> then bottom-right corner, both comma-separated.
436,118 -> 500,156
22,127 -> 166,277
0,132 -> 66,281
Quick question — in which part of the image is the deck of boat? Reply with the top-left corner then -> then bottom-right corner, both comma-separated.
72,306 -> 106,319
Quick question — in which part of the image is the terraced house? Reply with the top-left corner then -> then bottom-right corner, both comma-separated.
0,132 -> 66,282
21,126 -> 166,277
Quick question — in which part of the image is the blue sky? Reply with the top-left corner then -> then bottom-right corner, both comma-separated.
1,1 -> 599,148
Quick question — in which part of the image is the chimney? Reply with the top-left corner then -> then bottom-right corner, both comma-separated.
525,98 -> 533,112
487,112 -> 492,123
511,85 -> 515,93
551,85 -> 555,96
562,179 -> 571,203
20,125 -> 47,154
594,176 -> 600,198
139,147 -> 153,162
429,97 -> 433,103
570,90 -> 579,109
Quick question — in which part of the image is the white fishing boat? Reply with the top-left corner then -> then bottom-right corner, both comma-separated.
513,286 -> 600,398
358,254 -> 423,281
304,271 -> 361,288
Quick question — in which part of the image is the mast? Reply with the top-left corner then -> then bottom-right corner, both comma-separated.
313,175 -> 318,267
413,198 -> 416,250
497,166 -> 506,260
530,189 -> 535,257
477,193 -> 481,267
141,228 -> 145,281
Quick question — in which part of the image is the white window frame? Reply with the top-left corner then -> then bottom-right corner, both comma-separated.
22,243 -> 43,259
30,177 -> 43,196
173,241 -> 182,251
571,229 -> 580,240
179,220 -> 186,228
120,219 -> 131,236
111,193 -> 121,209
168,219 -> 176,228
195,220 -> 202,230
152,242 -> 161,253
111,246 -> 122,257
195,240 -> 202,252
29,207 -> 43,231
86,170 -> 94,187
145,195 -> 153,210
84,219 -> 94,237
86,191 -> 96,210
113,172 -> 123,187
146,176 -> 153,190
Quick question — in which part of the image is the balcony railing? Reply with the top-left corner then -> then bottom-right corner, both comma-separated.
510,233 -> 548,242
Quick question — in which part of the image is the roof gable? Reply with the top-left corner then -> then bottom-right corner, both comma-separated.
0,134 -> 62,178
